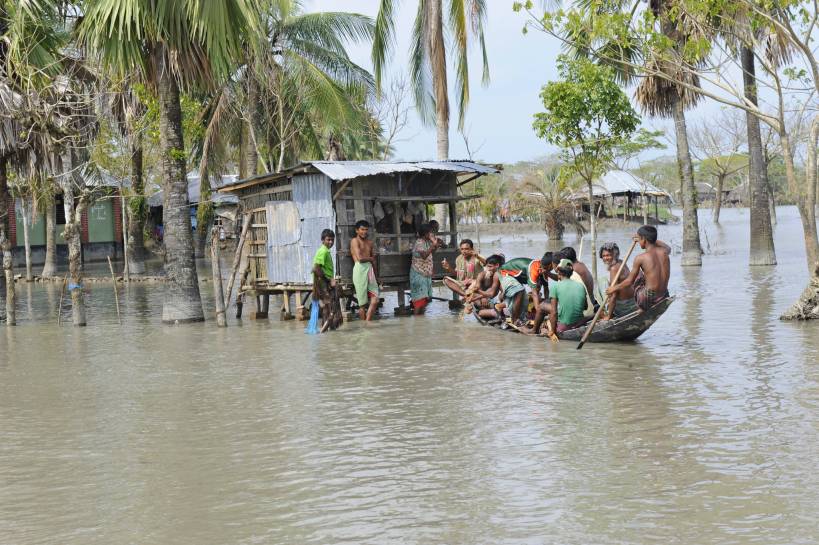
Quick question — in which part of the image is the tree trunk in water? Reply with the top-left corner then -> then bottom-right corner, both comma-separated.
429,0 -> 450,229
768,178 -> 777,225
127,134 -> 146,275
742,47 -> 776,265
797,117 -> 819,271
62,183 -> 86,327
211,227 -> 227,327
20,197 -> 33,281
671,94 -> 702,266
0,157 -> 13,325
41,197 -> 57,277
781,115 -> 819,320
157,49 -> 204,323
713,173 -> 725,224
588,181 -> 598,282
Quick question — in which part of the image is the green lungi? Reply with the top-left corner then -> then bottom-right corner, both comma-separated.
353,262 -> 379,307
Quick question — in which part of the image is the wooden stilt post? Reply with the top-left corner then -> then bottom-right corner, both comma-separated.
281,291 -> 292,320
57,272 -> 68,326
211,227 -> 227,327
107,256 -> 121,325
224,213 -> 251,309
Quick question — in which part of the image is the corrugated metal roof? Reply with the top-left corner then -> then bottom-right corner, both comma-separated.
570,170 -> 671,200
148,171 -> 240,207
309,160 -> 498,181
220,160 -> 499,190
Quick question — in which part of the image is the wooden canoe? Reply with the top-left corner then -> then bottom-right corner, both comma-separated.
556,296 -> 675,342
473,296 -> 675,343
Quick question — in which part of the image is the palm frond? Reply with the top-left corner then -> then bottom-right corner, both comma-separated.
372,0 -> 399,93
409,1 -> 434,125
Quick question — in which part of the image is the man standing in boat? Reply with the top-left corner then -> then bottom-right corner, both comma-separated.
606,225 -> 671,312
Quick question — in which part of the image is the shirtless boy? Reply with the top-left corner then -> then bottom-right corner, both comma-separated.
350,220 -> 379,321
606,225 -> 671,311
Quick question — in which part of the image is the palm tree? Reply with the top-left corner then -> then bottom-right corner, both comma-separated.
1,0 -> 66,323
194,2 -> 376,184
372,0 -> 490,160
522,167 -> 586,241
634,10 -> 703,266
740,46 -> 776,265
103,80 -> 149,274
78,0 -> 259,323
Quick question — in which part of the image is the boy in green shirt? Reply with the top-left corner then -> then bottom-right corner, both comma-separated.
312,229 -> 341,330
547,259 -> 589,340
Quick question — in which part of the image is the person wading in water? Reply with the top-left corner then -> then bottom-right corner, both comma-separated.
606,225 -> 671,312
351,220 -> 379,321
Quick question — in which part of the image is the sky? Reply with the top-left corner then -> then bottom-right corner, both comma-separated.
303,1 -> 724,165
304,0 -> 565,164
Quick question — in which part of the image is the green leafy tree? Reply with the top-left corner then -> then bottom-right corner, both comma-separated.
533,56 -> 640,279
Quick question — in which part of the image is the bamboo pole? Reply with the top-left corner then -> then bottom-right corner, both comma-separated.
57,271 -> 68,326
118,181 -> 130,282
224,213 -> 251,309
107,256 -> 121,325
211,227 -> 227,327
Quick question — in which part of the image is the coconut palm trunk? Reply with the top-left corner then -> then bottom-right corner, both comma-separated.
244,78 -> 259,177
670,94 -> 702,266
0,156 -> 14,325
127,131 -> 146,274
429,0 -> 451,228
741,47 -> 776,266
60,169 -> 86,327
156,47 -> 204,323
41,195 -> 57,277
20,196 -> 33,281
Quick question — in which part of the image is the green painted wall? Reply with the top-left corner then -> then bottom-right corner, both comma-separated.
87,200 -> 115,242
15,201 -> 46,247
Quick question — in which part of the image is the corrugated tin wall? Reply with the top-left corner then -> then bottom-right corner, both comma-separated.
293,174 -> 335,284
264,173 -> 335,284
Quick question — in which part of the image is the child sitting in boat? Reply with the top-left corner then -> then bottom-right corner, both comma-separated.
472,255 -> 527,325
547,259 -> 591,340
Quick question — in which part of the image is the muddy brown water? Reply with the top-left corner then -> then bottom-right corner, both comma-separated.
1,207 -> 818,544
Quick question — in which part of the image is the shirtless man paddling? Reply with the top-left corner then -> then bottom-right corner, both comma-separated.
606,225 -> 671,312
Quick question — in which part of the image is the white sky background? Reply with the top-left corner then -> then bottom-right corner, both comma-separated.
303,0 -> 730,165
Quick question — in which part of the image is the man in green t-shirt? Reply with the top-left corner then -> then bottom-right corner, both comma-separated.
548,259 -> 589,340
312,229 -> 341,330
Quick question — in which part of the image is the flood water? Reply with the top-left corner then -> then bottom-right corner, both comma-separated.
1,206 -> 818,544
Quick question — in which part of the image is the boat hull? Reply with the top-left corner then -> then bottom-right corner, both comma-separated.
556,296 -> 675,342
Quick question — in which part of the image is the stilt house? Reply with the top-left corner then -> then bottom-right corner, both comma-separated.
219,160 -> 498,317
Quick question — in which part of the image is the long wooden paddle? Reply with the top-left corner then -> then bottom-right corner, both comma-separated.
576,239 -> 638,350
